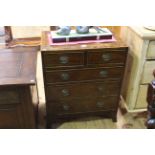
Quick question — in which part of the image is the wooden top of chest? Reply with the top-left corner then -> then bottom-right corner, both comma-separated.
0,47 -> 38,86
41,31 -> 128,52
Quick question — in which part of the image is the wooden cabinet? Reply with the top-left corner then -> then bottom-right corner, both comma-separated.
120,26 -> 155,112
0,47 -> 38,128
41,31 -> 128,128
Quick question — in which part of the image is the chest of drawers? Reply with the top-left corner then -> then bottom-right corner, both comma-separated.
41,31 -> 128,128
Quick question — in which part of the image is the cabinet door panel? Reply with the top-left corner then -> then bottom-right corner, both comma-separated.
0,89 -> 20,105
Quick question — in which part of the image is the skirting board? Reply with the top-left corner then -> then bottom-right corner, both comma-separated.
120,96 -> 147,113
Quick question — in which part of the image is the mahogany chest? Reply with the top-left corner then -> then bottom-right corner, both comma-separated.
41,31 -> 128,128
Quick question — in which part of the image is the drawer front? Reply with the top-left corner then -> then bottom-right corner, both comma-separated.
47,96 -> 118,115
0,110 -> 19,128
0,89 -> 20,105
141,61 -> 155,84
87,50 -> 127,65
43,52 -> 84,68
46,81 -> 120,101
135,85 -> 148,109
147,41 -> 155,59
45,67 -> 124,84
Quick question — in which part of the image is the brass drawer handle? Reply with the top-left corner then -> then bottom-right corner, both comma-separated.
63,104 -> 70,111
96,101 -> 104,108
59,56 -> 69,64
99,70 -> 108,78
61,73 -> 70,81
61,89 -> 70,96
98,86 -> 105,92
102,53 -> 111,62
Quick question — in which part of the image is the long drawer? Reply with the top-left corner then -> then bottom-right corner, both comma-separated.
87,50 -> 127,65
45,67 -> 124,84
46,81 -> 121,101
42,52 -> 84,68
47,96 -> 119,115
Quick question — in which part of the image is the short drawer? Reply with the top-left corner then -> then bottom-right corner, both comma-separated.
0,88 -> 20,105
45,67 -> 124,84
87,50 -> 127,65
46,81 -> 120,101
141,61 -> 155,84
47,96 -> 118,115
147,41 -> 155,59
42,52 -> 84,68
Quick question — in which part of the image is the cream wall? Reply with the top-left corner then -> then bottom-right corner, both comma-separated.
11,26 -> 121,39
11,26 -> 50,38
